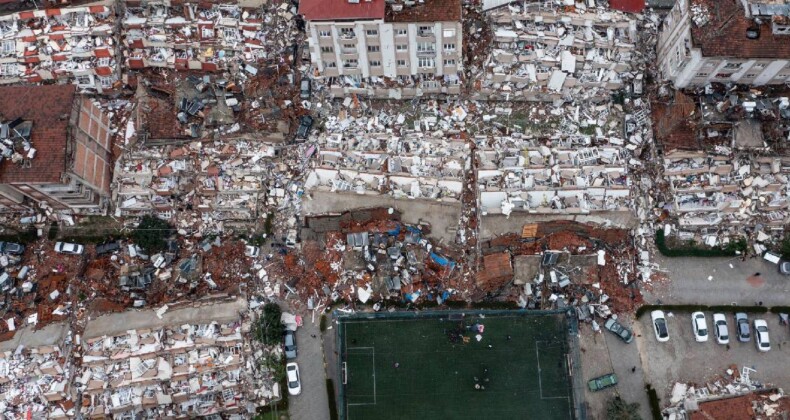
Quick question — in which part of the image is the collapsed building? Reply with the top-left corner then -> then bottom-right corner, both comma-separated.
476,0 -> 639,101
654,86 -> 790,246
0,344 -> 73,418
657,0 -> 790,89
300,0 -> 464,98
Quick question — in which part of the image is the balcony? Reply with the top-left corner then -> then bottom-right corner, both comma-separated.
339,31 -> 356,39
418,29 -> 434,37
416,49 -> 435,57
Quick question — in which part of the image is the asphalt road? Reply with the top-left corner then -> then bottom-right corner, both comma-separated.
644,254 -> 790,306
288,314 -> 330,420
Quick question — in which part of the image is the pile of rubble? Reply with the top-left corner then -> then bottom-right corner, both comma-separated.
0,343 -> 74,418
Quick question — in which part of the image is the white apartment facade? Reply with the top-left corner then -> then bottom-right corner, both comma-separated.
300,0 -> 462,95
657,0 -> 790,88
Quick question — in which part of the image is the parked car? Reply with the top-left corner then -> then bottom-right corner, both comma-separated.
0,241 -> 25,255
95,241 -> 120,256
54,242 -> 84,255
712,313 -> 729,345
691,312 -> 708,342
754,319 -> 770,352
651,310 -> 669,342
735,312 -> 751,342
780,260 -> 790,275
299,79 -> 311,100
286,362 -> 301,395
284,330 -> 297,359
604,318 -> 633,344
296,115 -> 313,139
588,373 -> 617,392
245,245 -> 260,258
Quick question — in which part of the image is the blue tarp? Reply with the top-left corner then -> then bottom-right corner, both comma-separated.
387,224 -> 401,236
430,252 -> 456,268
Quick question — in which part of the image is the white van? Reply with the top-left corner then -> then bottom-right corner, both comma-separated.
763,251 -> 781,264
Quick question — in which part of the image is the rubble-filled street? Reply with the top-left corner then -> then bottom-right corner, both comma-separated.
0,0 -> 790,418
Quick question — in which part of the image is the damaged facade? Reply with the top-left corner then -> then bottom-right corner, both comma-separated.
0,2 -> 116,91
477,0 -> 639,101
657,0 -> 790,88
0,84 -> 112,214
300,0 -> 463,98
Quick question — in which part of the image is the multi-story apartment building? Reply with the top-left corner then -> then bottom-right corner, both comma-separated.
0,85 -> 113,214
299,0 -> 463,97
657,0 -> 790,88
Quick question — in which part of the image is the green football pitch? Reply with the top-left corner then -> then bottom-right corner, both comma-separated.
339,312 -> 575,420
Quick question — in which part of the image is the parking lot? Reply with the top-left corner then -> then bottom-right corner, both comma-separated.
638,310 -> 790,397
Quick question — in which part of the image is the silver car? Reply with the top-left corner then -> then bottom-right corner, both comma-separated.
54,242 -> 84,255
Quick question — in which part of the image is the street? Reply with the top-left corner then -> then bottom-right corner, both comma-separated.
644,254 -> 790,306
288,314 -> 330,420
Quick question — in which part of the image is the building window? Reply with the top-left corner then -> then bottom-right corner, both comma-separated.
320,46 -> 334,53
343,44 -> 355,50
443,29 -> 455,38
418,26 -> 432,35
369,60 -> 381,67
343,59 -> 358,68
715,73 -> 732,79
443,43 -> 456,51
367,45 -> 380,52
695,72 -> 708,77
754,63 -> 766,69
418,57 -> 434,68
366,29 -> 378,36
340,27 -> 355,38
1,40 -> 13,54
444,59 -> 456,66
319,30 -> 331,37
745,73 -> 756,78
223,27 -> 240,41
77,75 -> 92,85
324,61 -> 337,68
397,59 -> 407,67
417,42 -> 434,52
97,57 -> 111,67
0,63 -> 17,76
396,44 -> 407,51
723,62 -> 741,70
396,29 -> 407,36
201,27 -> 214,38
98,76 -> 114,88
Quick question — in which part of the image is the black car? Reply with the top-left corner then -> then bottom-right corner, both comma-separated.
0,241 -> 25,255
96,241 -> 121,256
296,115 -> 313,139
284,330 -> 297,359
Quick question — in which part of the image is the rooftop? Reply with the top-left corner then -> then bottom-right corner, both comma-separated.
609,0 -> 646,13
385,0 -> 462,23
0,84 -> 75,184
299,0 -> 385,21
689,0 -> 790,59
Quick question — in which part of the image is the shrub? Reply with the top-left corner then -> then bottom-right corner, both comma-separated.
655,230 -> 746,257
0,227 -> 38,244
769,306 -> 790,314
132,215 -> 174,254
255,303 -> 283,345
326,379 -> 339,420
645,384 -> 662,420
320,314 -> 328,332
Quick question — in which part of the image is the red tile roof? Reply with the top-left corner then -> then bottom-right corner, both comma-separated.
385,0 -> 461,22
690,0 -> 790,59
609,0 -> 645,13
299,0 -> 385,21
0,84 -> 75,184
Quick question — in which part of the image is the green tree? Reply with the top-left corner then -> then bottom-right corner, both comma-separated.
781,235 -> 790,260
256,303 -> 283,345
132,215 -> 174,254
607,397 -> 642,420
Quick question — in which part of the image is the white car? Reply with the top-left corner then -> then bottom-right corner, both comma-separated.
54,242 -> 84,255
691,312 -> 708,342
245,245 -> 260,258
712,313 -> 729,345
651,310 -> 669,342
286,362 -> 301,395
754,319 -> 770,352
